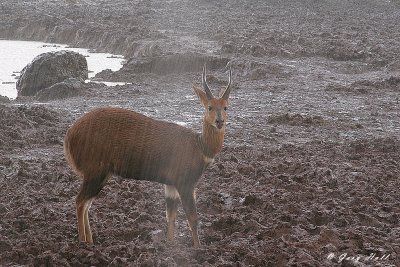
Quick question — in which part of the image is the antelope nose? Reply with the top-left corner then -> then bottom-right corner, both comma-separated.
216,118 -> 224,129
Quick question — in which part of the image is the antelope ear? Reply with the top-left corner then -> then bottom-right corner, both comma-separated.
193,84 -> 208,108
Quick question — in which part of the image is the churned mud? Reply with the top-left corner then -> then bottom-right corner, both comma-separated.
1,0 -> 400,266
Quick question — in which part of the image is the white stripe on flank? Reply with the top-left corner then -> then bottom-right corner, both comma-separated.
204,156 -> 214,165
165,185 -> 180,199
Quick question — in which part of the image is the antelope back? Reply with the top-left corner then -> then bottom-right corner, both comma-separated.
64,108 -> 205,184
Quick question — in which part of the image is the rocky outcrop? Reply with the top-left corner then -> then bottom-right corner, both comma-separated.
35,78 -> 85,101
0,95 -> 11,103
16,50 -> 88,96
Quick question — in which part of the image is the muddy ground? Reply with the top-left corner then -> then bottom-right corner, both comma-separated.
1,0 -> 400,266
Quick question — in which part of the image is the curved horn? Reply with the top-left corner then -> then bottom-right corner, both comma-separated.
222,67 -> 232,100
202,64 -> 213,99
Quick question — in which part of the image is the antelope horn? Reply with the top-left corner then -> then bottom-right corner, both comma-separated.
202,64 -> 213,99
222,67 -> 232,100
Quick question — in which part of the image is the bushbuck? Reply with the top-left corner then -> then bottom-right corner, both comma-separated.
64,65 -> 232,247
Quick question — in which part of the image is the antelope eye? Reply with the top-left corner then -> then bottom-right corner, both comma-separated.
208,106 -> 212,111
224,107 -> 228,111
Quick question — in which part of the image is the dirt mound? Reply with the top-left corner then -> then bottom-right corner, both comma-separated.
326,76 -> 400,94
0,104 -> 61,150
119,53 -> 229,76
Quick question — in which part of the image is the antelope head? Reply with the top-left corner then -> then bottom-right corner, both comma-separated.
193,65 -> 232,130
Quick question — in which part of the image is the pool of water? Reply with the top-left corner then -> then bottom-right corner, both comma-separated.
0,40 -> 125,99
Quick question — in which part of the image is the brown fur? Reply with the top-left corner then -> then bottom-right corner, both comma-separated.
64,66 -> 232,247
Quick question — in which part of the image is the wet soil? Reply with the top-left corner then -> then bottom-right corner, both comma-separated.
1,0 -> 400,266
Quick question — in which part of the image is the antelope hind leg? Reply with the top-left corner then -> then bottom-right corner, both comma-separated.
84,199 -> 94,243
76,197 -> 88,242
75,172 -> 108,243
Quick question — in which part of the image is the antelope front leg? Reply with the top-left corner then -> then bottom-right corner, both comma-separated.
165,185 -> 179,241
180,189 -> 200,248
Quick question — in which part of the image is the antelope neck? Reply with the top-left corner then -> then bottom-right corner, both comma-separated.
199,120 -> 225,158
